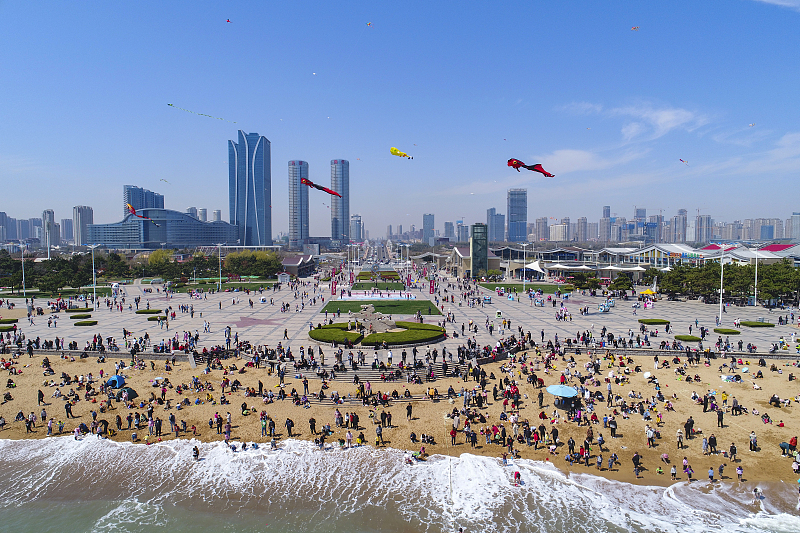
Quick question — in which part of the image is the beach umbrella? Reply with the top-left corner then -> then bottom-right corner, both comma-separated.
546,385 -> 578,398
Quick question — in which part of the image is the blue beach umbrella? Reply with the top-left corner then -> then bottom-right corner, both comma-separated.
546,385 -> 578,398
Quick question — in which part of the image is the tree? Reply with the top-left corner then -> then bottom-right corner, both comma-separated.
609,275 -> 632,291
148,249 -> 174,275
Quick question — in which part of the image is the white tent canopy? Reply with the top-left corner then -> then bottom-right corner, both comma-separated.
525,260 -> 546,274
547,263 -> 570,270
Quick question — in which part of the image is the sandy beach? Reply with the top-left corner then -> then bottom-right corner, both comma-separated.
3,345 -> 800,489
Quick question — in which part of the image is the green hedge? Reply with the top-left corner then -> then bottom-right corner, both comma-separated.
73,320 -> 98,326
147,316 -> 168,321
0,318 -> 18,324
362,328 -> 445,346
675,335 -> 701,342
0,325 -> 15,332
638,319 -> 670,325
65,308 -> 92,313
714,328 -> 740,335
68,314 -> 92,320
309,325 -> 363,344
135,309 -> 163,315
395,321 -> 445,331
740,321 -> 775,328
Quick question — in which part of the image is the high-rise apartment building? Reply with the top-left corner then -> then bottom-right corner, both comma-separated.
672,209 -> 688,243
634,207 -> 646,222
198,208 -> 207,222
444,221 -> 455,240
549,224 -> 568,242
422,213 -> 435,245
330,160 -> 350,243
695,214 -> 712,243
603,206 -> 611,219
486,208 -> 505,242
599,217 -> 612,243
212,210 -> 222,222
350,214 -> 363,242
397,224 -> 403,237
42,209 -> 59,248
587,222 -> 599,241
506,188 -> 527,242
535,217 -> 548,241
60,218 -> 73,243
123,185 -> 164,217
560,217 -> 571,241
288,160 -> 309,249
387,225 -> 393,239
73,205 -> 93,246
186,207 -> 198,218
456,222 -> 469,243
229,130 -> 272,246
576,217 -> 588,242
789,212 -> 800,242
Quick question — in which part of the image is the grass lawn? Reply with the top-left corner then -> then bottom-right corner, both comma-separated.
350,282 -> 405,291
170,281 -> 275,293
321,299 -> 441,316
479,283 -> 574,294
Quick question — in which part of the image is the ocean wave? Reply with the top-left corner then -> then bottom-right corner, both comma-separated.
1,436 -> 799,533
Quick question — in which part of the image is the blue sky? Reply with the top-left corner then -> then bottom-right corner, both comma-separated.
2,0 -> 799,238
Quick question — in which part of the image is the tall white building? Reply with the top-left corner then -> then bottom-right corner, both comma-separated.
288,160 -> 309,249
73,206 -> 93,246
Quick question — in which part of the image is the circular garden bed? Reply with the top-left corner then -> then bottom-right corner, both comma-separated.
713,328 -> 740,335
309,323 -> 364,345
65,308 -> 92,313
638,319 -> 670,325
740,321 -> 775,328
135,309 -> 163,315
74,320 -> 98,326
68,314 -> 92,320
361,321 -> 445,346
674,335 -> 701,342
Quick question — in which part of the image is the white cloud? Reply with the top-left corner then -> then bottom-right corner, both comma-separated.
609,104 -> 708,141
750,0 -> 800,11
535,148 -> 646,174
559,102 -> 603,115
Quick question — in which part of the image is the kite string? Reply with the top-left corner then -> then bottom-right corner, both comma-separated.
167,103 -> 237,123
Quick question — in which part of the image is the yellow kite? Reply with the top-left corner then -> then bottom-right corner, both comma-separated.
390,147 -> 413,159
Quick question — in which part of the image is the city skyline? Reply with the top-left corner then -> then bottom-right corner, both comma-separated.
2,2 -> 800,238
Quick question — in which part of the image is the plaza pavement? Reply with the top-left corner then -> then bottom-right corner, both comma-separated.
5,275 -> 799,361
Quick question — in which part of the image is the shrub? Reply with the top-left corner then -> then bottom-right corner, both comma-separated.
362,324 -> 445,346
714,328 -> 740,335
73,320 -> 98,326
135,309 -> 163,315
147,316 -> 168,321
0,325 -> 14,332
68,314 -> 92,320
740,321 -> 775,328
675,335 -> 701,342
65,308 -> 92,313
638,319 -> 670,325
0,318 -> 18,324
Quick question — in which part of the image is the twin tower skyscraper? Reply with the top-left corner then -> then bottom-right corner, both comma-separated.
228,130 -> 349,248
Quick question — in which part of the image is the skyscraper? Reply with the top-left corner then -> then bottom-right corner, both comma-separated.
444,221 -> 455,240
790,212 -> 800,242
212,210 -> 222,222
73,206 -> 93,246
60,218 -> 74,243
456,222 -> 469,242
561,217 -> 571,241
229,131 -> 272,246
486,208 -> 505,242
422,213 -> 435,245
634,207 -> 646,222
198,208 -> 208,222
695,214 -> 712,243
386,225 -> 393,239
330,160 -> 350,243
506,188 -> 527,242
42,209 -> 59,248
288,160 -> 309,249
535,217 -> 548,242
123,185 -> 164,217
577,217 -> 588,242
470,223 -> 488,278
350,214 -> 363,242
599,217 -> 612,242
186,207 -> 198,218
603,206 -> 611,219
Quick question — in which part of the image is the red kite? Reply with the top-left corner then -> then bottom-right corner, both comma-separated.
507,159 -> 555,177
301,178 -> 341,198
126,204 -> 160,227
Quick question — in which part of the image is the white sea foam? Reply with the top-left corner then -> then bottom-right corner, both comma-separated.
2,436 -> 800,533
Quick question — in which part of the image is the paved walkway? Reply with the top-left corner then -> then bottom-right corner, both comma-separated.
6,275 -> 799,361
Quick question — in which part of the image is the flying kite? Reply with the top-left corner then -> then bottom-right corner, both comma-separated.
167,103 -> 236,123
159,179 -> 170,184
366,22 -> 372,26
226,19 -> 232,23
749,123 -> 756,127
679,159 -> 689,166
126,204 -> 160,226
507,159 -> 555,177
631,26 -> 639,31
301,177 -> 341,197
390,147 -> 413,159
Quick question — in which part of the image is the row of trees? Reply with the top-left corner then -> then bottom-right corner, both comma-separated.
0,248 -> 285,295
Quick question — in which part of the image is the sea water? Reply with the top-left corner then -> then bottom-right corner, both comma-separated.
1,436 -> 799,533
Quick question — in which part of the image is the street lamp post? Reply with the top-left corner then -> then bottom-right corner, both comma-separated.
521,243 -> 530,293
718,249 -> 725,323
20,244 -> 27,298
215,243 -> 224,292
87,244 -> 101,309
753,248 -> 761,307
